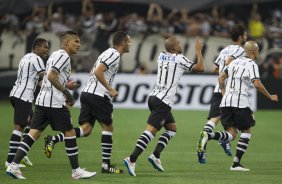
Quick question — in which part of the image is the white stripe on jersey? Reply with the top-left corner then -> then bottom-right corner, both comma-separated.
214,44 -> 245,93
220,56 -> 260,108
36,49 -> 71,108
10,52 -> 45,102
150,52 -> 195,107
82,48 -> 120,98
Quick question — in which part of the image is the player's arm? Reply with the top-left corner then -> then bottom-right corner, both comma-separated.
48,68 -> 75,106
252,79 -> 278,102
225,56 -> 234,66
191,37 -> 204,72
212,65 -> 219,73
218,70 -> 228,96
94,63 -> 118,98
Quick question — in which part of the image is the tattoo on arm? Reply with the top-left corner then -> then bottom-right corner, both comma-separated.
48,68 -> 65,92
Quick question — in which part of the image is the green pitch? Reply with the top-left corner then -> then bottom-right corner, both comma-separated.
0,102 -> 281,184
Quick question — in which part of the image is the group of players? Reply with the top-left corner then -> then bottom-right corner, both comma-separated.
5,24 -> 278,180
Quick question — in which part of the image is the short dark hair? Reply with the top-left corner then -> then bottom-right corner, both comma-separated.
60,30 -> 78,42
230,24 -> 245,42
112,31 -> 129,46
32,38 -> 48,50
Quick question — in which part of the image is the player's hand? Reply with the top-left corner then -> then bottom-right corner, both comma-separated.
66,80 -> 81,90
270,94 -> 278,102
195,37 -> 203,52
109,88 -> 118,98
63,89 -> 75,107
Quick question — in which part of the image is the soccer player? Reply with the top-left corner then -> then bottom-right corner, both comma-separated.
198,41 -> 278,171
44,31 -> 131,174
6,38 -> 49,168
123,36 -> 204,176
6,31 -> 96,179
197,24 -> 247,164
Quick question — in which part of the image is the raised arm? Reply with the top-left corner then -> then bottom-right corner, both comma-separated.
191,37 -> 204,72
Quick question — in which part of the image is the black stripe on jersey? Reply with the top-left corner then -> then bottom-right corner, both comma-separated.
19,63 -> 31,99
229,67 -> 237,106
105,55 -> 120,69
232,50 -> 244,59
36,58 -> 45,70
158,62 -> 164,84
161,63 -> 177,100
237,69 -> 245,107
37,69 -> 45,74
100,52 -> 114,70
58,57 -> 70,70
252,65 -> 258,78
42,90 -> 47,107
50,84 -> 53,107
53,54 -> 63,67
231,47 -> 240,59
251,77 -> 260,82
179,62 -> 190,69
181,57 -> 194,70
51,66 -> 60,73
164,63 -> 169,85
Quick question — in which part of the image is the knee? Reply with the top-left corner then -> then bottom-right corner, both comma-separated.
166,130 -> 177,138
29,129 -> 41,140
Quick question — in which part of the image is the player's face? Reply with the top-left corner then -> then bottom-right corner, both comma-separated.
253,46 -> 259,60
37,41 -> 50,59
67,35 -> 81,54
240,32 -> 247,45
176,39 -> 182,54
122,35 -> 131,53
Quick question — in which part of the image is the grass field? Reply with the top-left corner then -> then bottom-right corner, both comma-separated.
0,101 -> 281,184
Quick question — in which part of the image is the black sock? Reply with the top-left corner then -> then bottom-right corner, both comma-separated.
101,131 -> 112,165
13,134 -> 35,164
153,130 -> 176,159
130,130 -> 154,162
233,133 -> 251,165
64,135 -> 79,170
6,130 -> 22,163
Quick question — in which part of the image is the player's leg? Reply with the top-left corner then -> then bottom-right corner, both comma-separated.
50,106 -> 96,179
149,122 -> 176,172
6,97 -> 31,167
230,108 -> 254,171
44,93 -> 95,158
124,124 -> 156,176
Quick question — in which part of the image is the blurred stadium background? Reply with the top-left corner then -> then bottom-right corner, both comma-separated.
0,0 -> 281,109
0,0 -> 282,183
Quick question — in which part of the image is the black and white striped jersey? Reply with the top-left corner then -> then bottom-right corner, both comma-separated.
10,52 -> 45,102
150,52 -> 195,107
82,48 -> 120,98
214,44 -> 245,93
36,49 -> 71,108
220,56 -> 260,108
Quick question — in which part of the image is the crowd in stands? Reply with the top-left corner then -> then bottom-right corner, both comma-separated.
0,0 -> 281,77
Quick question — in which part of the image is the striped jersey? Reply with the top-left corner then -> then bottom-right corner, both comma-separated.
36,49 -> 71,108
214,44 -> 245,93
220,56 -> 260,108
10,52 -> 45,102
150,52 -> 196,107
82,48 -> 120,98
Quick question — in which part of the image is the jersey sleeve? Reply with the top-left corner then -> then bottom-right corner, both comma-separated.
249,62 -> 260,81
100,51 -> 120,70
33,56 -> 45,74
231,47 -> 244,59
179,55 -> 195,71
52,52 -> 70,73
